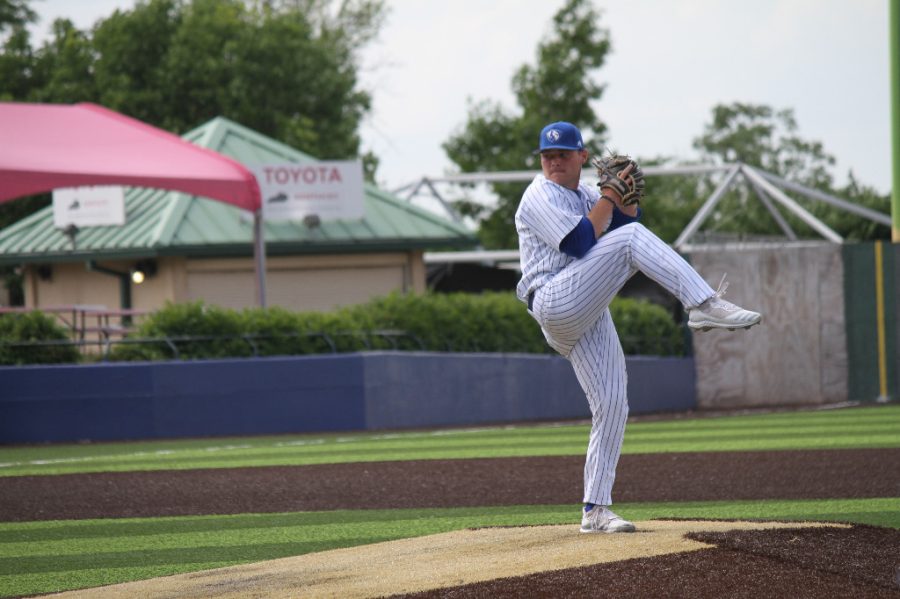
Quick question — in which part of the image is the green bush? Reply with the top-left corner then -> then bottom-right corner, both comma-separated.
106,292 -> 685,362
610,297 -> 686,356
348,292 -> 548,353
110,301 -> 250,361
0,311 -> 81,365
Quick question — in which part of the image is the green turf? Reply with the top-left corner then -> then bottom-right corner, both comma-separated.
1,498 -> 897,598
1,404 -> 898,476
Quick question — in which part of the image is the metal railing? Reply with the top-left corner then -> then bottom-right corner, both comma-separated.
0,329 -> 691,365
0,305 -> 148,344
0,329 -> 431,364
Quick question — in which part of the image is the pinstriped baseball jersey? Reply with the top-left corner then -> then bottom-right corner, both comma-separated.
515,174 -> 599,303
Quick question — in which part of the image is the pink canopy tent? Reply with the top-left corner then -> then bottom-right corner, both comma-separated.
0,102 -> 268,305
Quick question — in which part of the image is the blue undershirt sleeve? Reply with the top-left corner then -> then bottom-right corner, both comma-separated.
559,217 -> 596,259
607,206 -> 642,232
559,208 -> 644,259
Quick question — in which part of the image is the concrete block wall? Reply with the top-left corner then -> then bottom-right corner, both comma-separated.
687,242 -> 848,409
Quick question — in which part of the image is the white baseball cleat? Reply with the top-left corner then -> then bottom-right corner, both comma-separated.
688,274 -> 761,332
580,505 -> 636,533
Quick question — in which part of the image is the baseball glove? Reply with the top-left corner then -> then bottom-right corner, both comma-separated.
592,154 -> 645,206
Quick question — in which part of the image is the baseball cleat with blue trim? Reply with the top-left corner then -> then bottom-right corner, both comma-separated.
580,506 -> 636,534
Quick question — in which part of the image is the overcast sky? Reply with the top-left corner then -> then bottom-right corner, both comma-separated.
29,0 -> 893,195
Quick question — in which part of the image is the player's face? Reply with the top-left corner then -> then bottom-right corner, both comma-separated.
540,150 -> 588,189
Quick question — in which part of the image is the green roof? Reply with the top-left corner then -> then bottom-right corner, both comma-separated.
0,117 -> 476,264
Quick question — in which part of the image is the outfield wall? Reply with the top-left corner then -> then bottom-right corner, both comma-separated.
0,352 -> 695,444
687,240 -> 899,409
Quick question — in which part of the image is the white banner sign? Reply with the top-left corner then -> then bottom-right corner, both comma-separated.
53,186 -> 126,228
251,161 -> 365,222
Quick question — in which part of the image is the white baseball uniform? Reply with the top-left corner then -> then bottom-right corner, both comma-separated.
516,173 -> 715,507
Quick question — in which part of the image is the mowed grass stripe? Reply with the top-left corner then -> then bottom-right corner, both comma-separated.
0,498 -> 897,598
633,408 -> 897,429
0,436 -> 893,476
2,408 -> 893,469
2,432 -> 897,476
0,405 -> 897,477
4,419 -> 896,463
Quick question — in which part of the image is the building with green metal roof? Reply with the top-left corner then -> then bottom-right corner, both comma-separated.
0,117 -> 476,316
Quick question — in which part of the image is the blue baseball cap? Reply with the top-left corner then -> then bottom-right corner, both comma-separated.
537,121 -> 584,153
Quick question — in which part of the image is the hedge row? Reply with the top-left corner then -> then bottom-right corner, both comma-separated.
0,292 -> 686,364
0,310 -> 81,365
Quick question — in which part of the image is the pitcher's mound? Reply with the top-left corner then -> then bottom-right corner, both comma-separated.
47,520 -> 848,598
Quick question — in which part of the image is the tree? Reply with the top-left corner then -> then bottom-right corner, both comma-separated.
0,0 -> 35,33
90,0 -> 182,127
442,0 -> 611,249
694,103 -> 836,187
29,19 -> 96,103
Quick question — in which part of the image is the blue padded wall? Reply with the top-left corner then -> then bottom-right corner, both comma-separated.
0,353 -> 695,443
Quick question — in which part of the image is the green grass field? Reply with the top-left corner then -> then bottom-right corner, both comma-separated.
1,404 -> 898,597
2,404 -> 898,477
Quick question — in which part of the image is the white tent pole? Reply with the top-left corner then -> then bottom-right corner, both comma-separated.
253,208 -> 267,307
673,165 -> 741,250
741,166 -> 843,243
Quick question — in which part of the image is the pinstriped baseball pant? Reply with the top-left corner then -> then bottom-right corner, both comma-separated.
530,223 -> 715,506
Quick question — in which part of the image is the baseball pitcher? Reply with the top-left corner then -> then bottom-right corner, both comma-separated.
515,121 -> 761,533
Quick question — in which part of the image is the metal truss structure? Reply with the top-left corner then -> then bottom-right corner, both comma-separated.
397,164 -> 891,265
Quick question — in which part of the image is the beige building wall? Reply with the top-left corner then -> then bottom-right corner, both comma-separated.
23,251 -> 427,316
25,262 -> 119,309
24,258 -> 185,313
182,252 -> 425,311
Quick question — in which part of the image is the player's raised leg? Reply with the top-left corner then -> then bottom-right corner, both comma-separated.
540,222 -> 759,348
623,224 -> 761,331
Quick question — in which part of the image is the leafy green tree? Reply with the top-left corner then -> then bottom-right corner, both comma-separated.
92,0 -> 384,163
695,103 -> 834,186
0,0 -> 35,33
29,19 -> 96,103
90,0 -> 182,126
443,0 -> 611,248
0,0 -> 38,102
0,26 -> 34,100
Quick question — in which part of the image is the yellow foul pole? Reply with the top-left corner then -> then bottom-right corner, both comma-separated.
891,0 -> 900,240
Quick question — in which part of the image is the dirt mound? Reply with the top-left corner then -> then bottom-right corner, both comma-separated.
48,520 -> 892,599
